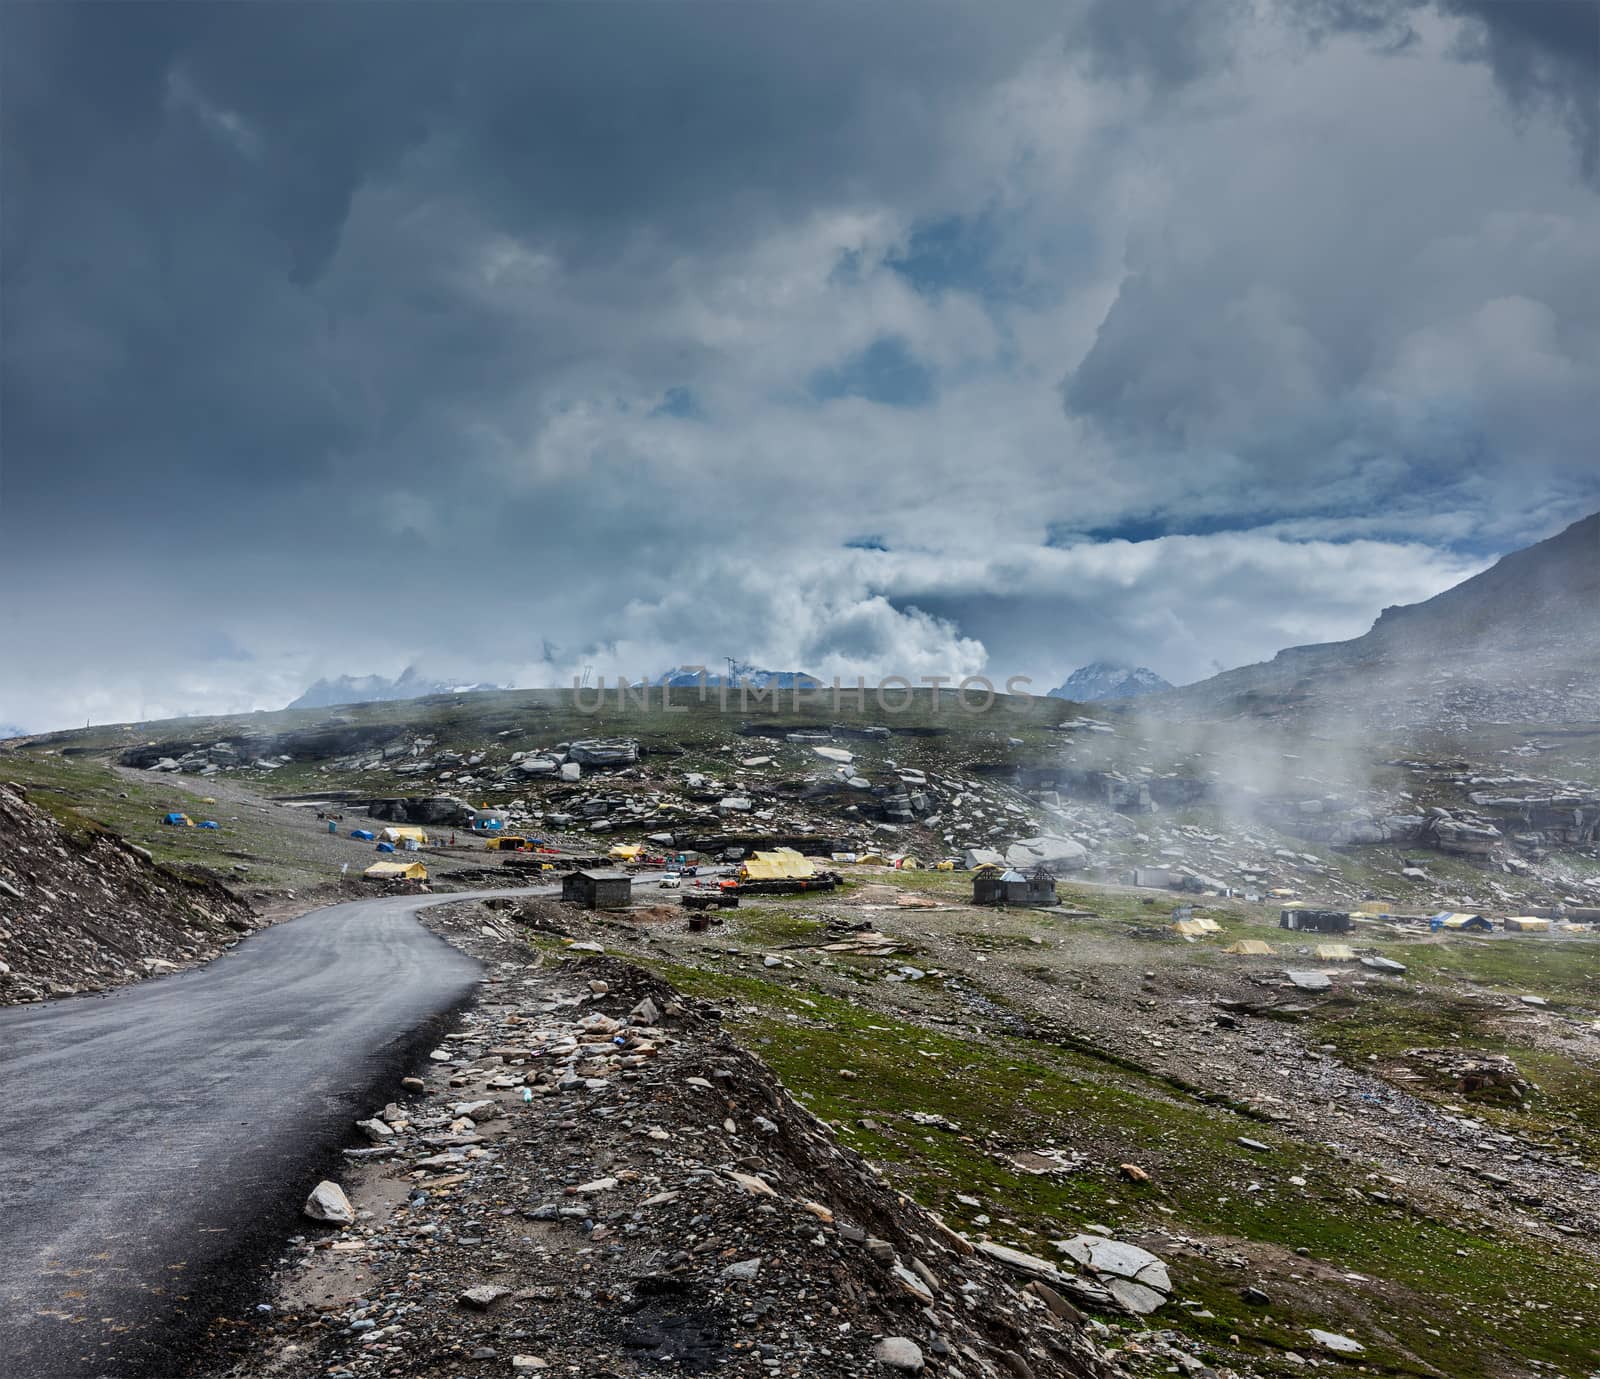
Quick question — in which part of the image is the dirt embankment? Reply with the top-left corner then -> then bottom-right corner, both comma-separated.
0,782 -> 260,1004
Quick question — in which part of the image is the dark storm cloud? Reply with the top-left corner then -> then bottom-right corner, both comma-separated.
1,1 -> 1596,731
1446,0 -> 1600,181
1287,0 -> 1600,179
0,1 -> 1065,540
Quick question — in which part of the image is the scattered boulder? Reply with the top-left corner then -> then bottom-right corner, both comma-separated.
1053,1234 -> 1171,1314
1308,1328 -> 1365,1355
567,739 -> 640,767
872,1336 -> 924,1372
1004,834 -> 1088,872
303,1180 -> 355,1226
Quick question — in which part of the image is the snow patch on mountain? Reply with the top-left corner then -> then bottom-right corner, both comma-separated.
648,662 -> 823,690
1047,662 -> 1173,702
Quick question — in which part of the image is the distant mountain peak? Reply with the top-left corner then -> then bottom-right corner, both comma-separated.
648,662 -> 822,690
287,665 -> 506,711
1047,661 -> 1172,702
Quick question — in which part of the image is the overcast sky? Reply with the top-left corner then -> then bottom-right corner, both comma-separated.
2,1 -> 1597,731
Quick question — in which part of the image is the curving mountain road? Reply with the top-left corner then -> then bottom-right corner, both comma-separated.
0,887 -> 551,1379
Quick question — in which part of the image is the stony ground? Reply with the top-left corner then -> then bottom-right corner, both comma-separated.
7,722 -> 1600,1376
195,873 -> 1600,1379
199,916 -> 1155,1379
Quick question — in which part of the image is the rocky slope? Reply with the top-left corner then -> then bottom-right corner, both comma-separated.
1138,511 -> 1599,727
0,782 -> 260,1003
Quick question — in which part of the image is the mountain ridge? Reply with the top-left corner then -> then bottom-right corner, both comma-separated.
1136,510 -> 1600,725
647,663 -> 823,690
1047,662 -> 1172,702
287,666 -> 507,711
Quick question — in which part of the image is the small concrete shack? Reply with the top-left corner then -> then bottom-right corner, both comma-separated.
973,867 -> 1059,907
1279,907 -> 1352,934
562,869 -> 633,910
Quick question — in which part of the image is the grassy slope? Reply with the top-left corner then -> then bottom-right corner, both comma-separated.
648,959 -> 1599,1378
0,753 -> 442,893
619,873 -> 1600,1378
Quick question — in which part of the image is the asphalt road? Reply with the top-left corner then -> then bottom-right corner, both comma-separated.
0,887 -> 551,1379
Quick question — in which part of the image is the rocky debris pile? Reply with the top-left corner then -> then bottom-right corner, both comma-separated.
368,795 -> 474,826
1398,1049 -> 1530,1101
0,782 -> 258,1003
221,955 -> 1138,1379
119,721 -> 411,775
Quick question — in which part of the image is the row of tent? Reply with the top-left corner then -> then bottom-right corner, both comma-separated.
345,825 -> 428,844
831,852 -> 955,870
163,812 -> 220,830
1223,939 -> 1359,959
1431,911 -> 1552,933
1292,908 -> 1555,940
607,845 -> 708,862
737,848 -> 942,880
345,826 -> 428,845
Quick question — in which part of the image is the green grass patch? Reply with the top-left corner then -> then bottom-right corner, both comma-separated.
639,959 -> 1600,1378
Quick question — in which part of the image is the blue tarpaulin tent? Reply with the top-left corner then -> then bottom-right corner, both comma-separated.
376,841 -> 396,853
351,829 -> 375,841
163,812 -> 191,827
198,820 -> 220,830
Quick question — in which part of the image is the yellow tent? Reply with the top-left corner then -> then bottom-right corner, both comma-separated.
365,861 -> 428,881
1172,918 -> 1221,937
1315,943 -> 1357,960
934,859 -> 956,871
740,847 -> 817,882
890,854 -> 921,870
608,843 -> 644,862
1505,916 -> 1551,932
380,826 -> 429,846
1356,899 -> 1394,915
855,851 -> 888,865
1226,940 -> 1275,956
